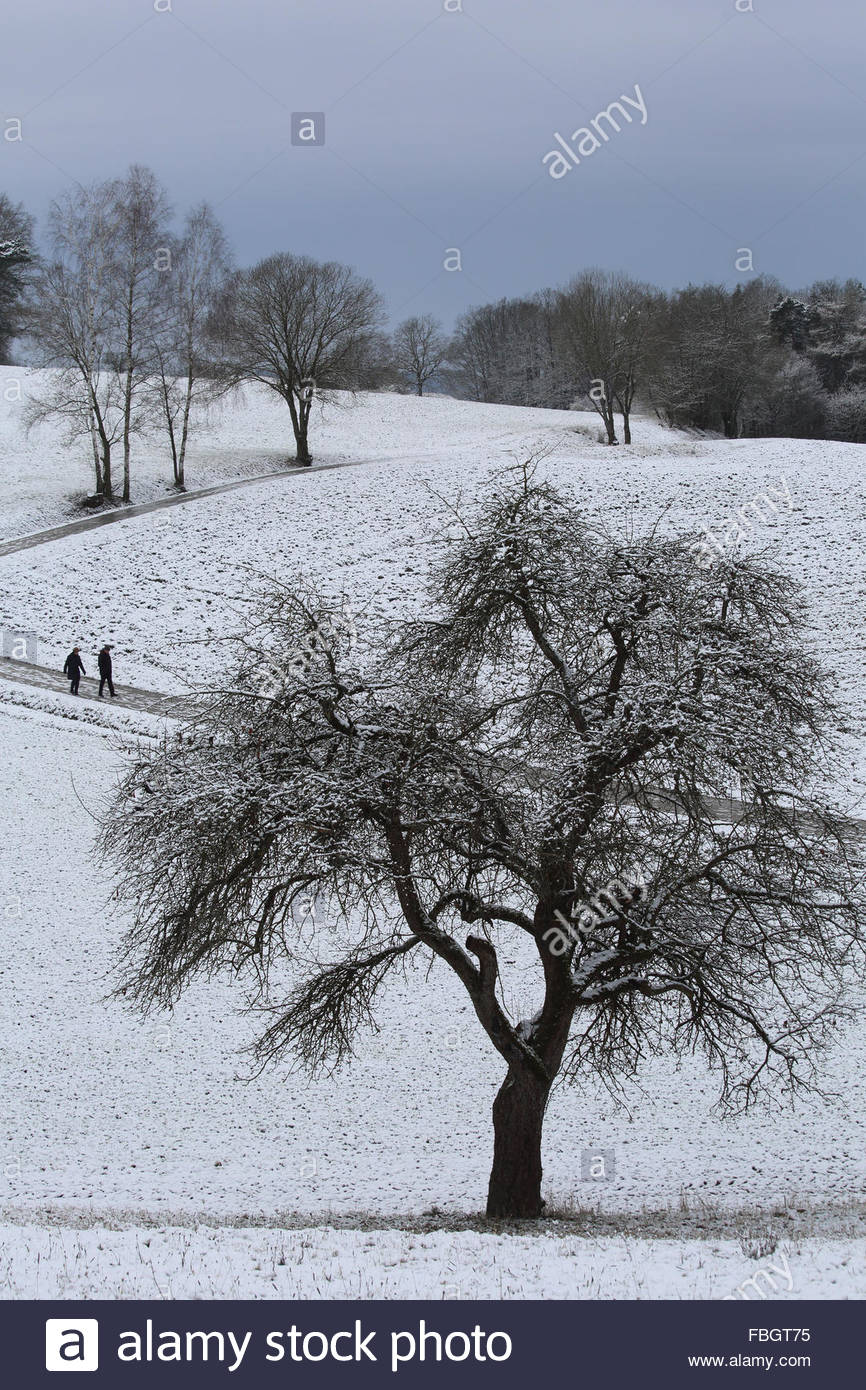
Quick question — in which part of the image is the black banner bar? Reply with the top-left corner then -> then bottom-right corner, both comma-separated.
7,1300 -> 853,1387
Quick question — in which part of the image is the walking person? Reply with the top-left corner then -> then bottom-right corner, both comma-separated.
63,646 -> 85,695
98,643 -> 116,698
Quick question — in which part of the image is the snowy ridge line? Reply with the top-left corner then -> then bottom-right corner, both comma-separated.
2,1200 -> 865,1239
0,454 -> 382,555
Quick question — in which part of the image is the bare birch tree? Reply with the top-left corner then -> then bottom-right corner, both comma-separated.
111,165 -> 172,501
27,182 -> 125,498
147,203 -> 233,490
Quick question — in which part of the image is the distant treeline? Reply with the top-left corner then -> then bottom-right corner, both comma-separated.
1,168 -> 864,505
442,273 -> 866,445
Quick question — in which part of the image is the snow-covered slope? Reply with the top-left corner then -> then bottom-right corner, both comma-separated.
1,377 -> 863,804
0,377 -> 864,1298
0,367 -> 637,540
1,695 -> 865,1227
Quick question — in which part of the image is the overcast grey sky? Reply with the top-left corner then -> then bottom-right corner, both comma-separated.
3,0 -> 865,323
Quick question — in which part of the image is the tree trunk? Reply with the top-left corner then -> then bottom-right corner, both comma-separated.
87,407 -> 103,495
596,395 -> 619,445
91,397 -> 113,499
102,440 -> 113,500
122,352 -> 134,502
176,371 -> 194,490
486,1063 -> 550,1219
622,411 -> 631,445
296,399 -> 313,465
295,417 -> 312,465
287,390 -> 313,465
164,397 -> 179,487
156,368 -> 180,488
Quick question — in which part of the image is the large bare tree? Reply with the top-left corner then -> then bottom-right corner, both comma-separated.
392,313 -> 449,395
609,285 -> 658,444
101,470 -> 864,1219
219,253 -> 384,464
555,270 -> 654,444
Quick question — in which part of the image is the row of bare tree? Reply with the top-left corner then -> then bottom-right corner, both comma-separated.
3,171 -> 462,494
25,169 -> 232,499
350,271 -> 866,448
10,168 -> 392,497
445,272 -> 866,443
4,167 -> 866,501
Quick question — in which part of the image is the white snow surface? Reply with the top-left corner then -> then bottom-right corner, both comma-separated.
2,1225 -> 863,1300
2,652 -> 865,1228
0,373 -> 864,1297
1,374 -> 863,802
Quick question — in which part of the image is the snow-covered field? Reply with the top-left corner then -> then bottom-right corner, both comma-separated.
0,366 -> 606,541
0,369 -> 336,541
1,375 -> 863,796
2,699 -> 865,1222
2,1224 -> 864,1300
0,371 -> 864,1298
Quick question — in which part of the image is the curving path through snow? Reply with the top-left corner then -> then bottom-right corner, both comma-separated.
2,654 -> 863,838
0,456 -> 381,557
0,654 -> 188,718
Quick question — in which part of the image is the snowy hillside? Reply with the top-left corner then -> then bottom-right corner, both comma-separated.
1,371 -> 864,803
0,367 -> 641,540
0,377 -> 864,1298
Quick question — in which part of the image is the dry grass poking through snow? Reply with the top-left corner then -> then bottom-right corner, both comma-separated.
2,1224 -> 864,1300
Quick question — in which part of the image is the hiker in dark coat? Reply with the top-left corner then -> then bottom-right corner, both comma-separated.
63,646 -> 85,695
98,644 -> 116,698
